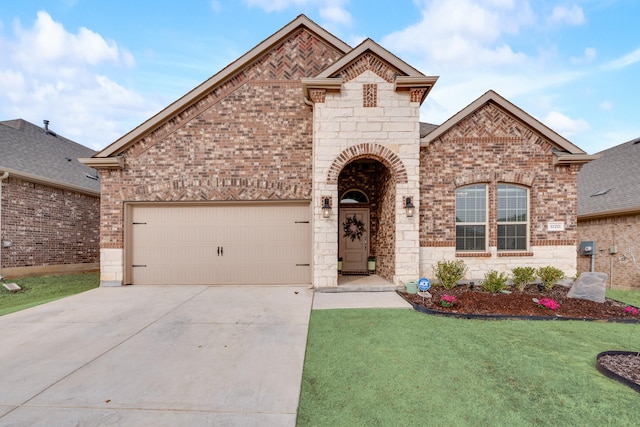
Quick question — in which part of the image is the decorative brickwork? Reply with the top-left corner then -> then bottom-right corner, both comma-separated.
577,213 -> 640,289
335,52 -> 401,83
121,28 -> 343,159
0,176 -> 99,268
309,89 -> 326,103
99,30 -> 344,249
420,102 -> 580,249
410,88 -> 427,103
327,143 -> 408,185
363,84 -> 377,107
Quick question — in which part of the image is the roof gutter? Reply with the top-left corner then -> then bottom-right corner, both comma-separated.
0,170 -> 9,280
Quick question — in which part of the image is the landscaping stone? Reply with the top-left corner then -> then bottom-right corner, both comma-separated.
567,272 -> 607,303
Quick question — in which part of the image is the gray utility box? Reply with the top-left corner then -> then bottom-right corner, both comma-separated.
580,241 -> 596,256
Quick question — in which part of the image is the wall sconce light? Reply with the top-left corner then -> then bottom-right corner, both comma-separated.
322,197 -> 332,218
405,197 -> 415,218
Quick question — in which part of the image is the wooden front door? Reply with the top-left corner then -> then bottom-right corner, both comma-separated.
339,208 -> 370,273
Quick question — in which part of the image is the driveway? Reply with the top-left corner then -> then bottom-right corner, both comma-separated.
0,285 -> 313,427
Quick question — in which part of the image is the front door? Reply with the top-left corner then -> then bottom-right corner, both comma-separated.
339,208 -> 370,273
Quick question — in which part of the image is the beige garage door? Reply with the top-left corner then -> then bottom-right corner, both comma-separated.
128,202 -> 311,285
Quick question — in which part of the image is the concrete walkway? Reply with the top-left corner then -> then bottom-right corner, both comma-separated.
0,285 -> 313,427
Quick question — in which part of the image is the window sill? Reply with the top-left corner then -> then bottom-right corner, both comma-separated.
497,252 -> 534,257
456,252 -> 492,257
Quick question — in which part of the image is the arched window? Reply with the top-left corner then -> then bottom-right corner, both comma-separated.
340,190 -> 369,204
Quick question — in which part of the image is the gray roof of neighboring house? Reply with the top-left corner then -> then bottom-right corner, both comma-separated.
0,119 -> 100,194
420,122 -> 438,138
578,136 -> 640,218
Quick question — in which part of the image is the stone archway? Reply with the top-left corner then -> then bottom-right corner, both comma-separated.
327,143 -> 408,185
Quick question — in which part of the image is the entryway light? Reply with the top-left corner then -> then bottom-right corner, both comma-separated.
322,197 -> 332,218
405,197 -> 415,217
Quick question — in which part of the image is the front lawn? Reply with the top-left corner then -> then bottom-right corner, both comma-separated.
298,303 -> 639,426
0,272 -> 99,316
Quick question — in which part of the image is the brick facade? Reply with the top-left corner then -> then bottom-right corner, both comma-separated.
419,102 -> 581,279
0,176 -> 99,269
88,17 -> 588,287
577,213 -> 640,289
98,29 -> 344,249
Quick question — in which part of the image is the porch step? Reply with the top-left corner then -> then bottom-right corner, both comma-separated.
316,283 -> 403,293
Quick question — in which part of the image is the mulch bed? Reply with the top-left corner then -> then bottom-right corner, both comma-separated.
399,283 -> 640,321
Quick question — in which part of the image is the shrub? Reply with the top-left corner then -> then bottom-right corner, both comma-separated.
536,266 -> 565,291
511,266 -> 537,292
433,260 -> 468,290
482,270 -> 509,293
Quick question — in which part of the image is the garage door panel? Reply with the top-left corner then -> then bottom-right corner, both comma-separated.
129,203 -> 310,285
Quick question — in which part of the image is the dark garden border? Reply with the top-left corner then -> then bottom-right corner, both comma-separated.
595,351 -> 640,393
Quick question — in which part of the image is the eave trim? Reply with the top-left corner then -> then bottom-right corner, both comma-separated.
79,157 -> 124,169
0,167 -> 100,197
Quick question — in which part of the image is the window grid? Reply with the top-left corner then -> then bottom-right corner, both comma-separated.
497,184 -> 529,251
456,184 -> 487,251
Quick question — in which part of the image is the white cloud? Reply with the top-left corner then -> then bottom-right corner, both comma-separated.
12,11 -> 134,68
243,0 -> 351,27
543,111 -> 590,138
382,0 -> 534,71
602,47 -> 640,70
0,11 -> 157,150
570,47 -> 596,65
547,4 -> 585,26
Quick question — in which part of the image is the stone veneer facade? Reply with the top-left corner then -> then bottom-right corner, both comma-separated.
311,69 -> 421,287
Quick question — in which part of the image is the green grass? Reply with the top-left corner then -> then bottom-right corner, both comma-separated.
606,288 -> 640,307
298,308 -> 640,427
0,272 -> 99,316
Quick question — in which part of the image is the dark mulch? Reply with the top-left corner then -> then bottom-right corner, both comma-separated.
399,283 -> 639,321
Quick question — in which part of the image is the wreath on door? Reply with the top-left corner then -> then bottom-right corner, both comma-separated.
343,215 -> 366,241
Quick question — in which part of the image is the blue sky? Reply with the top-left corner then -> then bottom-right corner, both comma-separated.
0,0 -> 638,154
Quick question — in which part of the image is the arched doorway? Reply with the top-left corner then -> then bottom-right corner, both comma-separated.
337,159 -> 395,280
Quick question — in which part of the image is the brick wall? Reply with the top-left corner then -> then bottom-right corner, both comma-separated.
0,176 -> 99,268
98,28 -> 344,250
419,102 -> 580,278
577,213 -> 640,289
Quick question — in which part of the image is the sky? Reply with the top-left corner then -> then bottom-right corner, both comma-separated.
0,1 -> 638,154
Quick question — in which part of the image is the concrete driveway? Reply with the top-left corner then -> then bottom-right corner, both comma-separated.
0,285 -> 313,426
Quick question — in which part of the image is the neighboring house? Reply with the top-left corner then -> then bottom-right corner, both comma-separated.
81,15 -> 595,288
577,136 -> 640,289
0,119 -> 100,278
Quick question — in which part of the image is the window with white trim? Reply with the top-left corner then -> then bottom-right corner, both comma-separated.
497,184 -> 529,251
455,184 -> 487,251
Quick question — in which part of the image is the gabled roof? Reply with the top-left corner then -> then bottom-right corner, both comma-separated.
578,136 -> 640,219
0,119 -> 100,195
421,90 -> 593,162
316,38 -> 426,79
301,38 -> 438,104
88,14 -> 351,161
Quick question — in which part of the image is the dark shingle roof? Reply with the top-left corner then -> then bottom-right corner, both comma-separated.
420,122 -> 438,138
578,136 -> 640,217
0,119 -> 100,194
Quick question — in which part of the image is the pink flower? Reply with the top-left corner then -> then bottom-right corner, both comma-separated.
537,297 -> 560,311
441,294 -> 457,308
624,306 -> 639,316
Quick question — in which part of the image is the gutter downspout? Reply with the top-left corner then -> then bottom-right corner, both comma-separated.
0,171 -> 8,280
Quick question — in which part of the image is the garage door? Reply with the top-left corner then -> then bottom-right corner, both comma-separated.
127,202 -> 311,285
